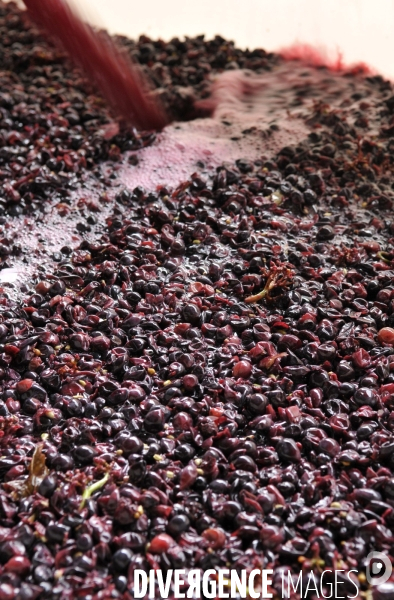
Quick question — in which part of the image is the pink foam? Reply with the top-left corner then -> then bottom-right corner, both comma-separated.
279,43 -> 373,76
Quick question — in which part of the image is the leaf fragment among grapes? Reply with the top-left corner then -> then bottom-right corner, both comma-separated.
4,444 -> 48,499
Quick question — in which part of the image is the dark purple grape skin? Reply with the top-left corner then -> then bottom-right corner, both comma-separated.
111,548 -> 133,572
76,534 -> 93,552
143,408 -> 165,432
276,438 -> 301,462
38,475 -> 57,498
167,515 -> 190,536
45,524 -> 68,545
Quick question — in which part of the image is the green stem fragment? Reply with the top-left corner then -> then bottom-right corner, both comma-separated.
79,472 -> 109,509
245,265 -> 293,304
377,251 -> 391,264
245,288 -> 268,304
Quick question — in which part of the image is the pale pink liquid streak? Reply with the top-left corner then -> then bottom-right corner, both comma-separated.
1,64 -> 368,288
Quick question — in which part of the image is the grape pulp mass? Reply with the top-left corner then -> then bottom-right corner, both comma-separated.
0,1 -> 393,599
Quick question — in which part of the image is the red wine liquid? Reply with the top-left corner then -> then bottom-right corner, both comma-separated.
23,0 -> 168,130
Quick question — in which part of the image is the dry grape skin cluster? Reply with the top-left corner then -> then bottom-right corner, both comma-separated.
1,2 -> 394,600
